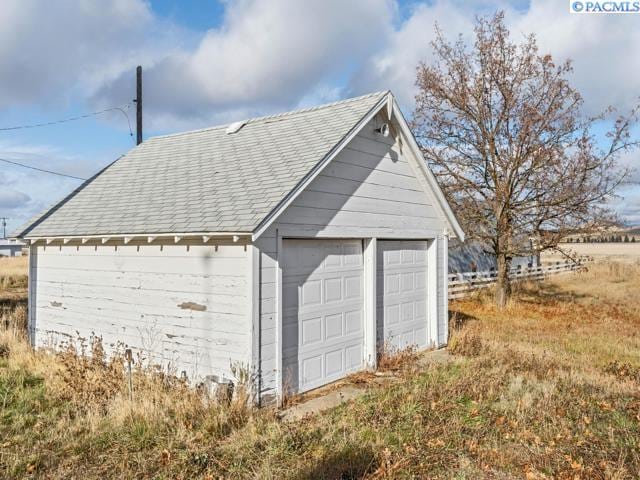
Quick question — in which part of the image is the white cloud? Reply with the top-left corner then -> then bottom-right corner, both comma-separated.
617,149 -> 640,185
92,0 -> 396,129
5,1 -> 639,125
0,189 -> 30,209
0,0 -> 162,109
350,0 -> 640,115
2,0 -> 639,225
609,185 -> 640,226
512,0 -> 640,115
348,1 -> 475,108
0,141 -> 114,234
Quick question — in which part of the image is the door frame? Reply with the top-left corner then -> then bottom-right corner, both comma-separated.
376,239 -> 440,352
275,235 -> 368,401
375,239 -> 438,352
273,230 -> 442,404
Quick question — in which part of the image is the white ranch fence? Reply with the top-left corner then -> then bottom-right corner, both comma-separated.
449,258 -> 590,299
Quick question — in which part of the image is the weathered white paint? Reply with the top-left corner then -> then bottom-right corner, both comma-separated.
29,242 -> 251,382
254,112 -> 449,399
249,243 -> 261,400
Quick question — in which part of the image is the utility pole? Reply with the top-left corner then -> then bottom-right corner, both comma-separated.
1,217 -> 7,239
135,66 -> 143,145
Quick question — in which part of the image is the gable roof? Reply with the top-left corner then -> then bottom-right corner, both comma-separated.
15,91 -> 464,241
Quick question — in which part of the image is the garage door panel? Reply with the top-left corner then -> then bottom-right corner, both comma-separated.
301,356 -> 322,385
325,349 -> 343,376
301,316 -> 322,346
401,272 -> 414,292
302,280 -> 322,306
378,241 -> 429,351
385,273 -> 400,294
345,344 -> 362,370
384,304 -> 400,325
282,239 -> 364,393
401,250 -> 414,264
325,313 -> 342,340
345,310 -> 361,335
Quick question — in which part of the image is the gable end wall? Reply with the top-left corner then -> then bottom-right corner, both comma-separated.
254,113 -> 448,399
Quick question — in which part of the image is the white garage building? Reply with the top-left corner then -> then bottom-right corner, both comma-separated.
14,91 -> 464,403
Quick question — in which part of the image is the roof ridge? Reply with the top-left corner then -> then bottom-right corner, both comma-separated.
150,90 -> 389,141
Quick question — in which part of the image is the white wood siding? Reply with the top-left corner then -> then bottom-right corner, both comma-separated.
29,241 -> 251,382
255,114 -> 448,399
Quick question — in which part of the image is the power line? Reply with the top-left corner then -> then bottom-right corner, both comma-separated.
0,103 -> 134,136
0,157 -> 87,180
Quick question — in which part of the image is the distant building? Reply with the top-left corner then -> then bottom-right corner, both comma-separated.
0,238 -> 25,257
449,239 -> 538,274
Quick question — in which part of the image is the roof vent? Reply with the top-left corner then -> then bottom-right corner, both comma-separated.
225,121 -> 247,134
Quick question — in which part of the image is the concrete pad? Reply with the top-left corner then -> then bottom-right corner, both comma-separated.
418,348 -> 452,366
280,385 -> 365,422
279,349 -> 452,422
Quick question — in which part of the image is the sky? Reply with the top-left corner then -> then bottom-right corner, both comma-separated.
0,0 -> 638,236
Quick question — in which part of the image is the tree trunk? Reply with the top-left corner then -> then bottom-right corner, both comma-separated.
495,253 -> 512,308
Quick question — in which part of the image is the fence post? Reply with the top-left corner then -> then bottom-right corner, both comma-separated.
125,348 -> 133,401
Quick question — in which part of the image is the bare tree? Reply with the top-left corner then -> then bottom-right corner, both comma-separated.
413,12 -> 638,307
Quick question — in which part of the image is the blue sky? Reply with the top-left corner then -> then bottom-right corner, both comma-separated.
0,0 -> 638,235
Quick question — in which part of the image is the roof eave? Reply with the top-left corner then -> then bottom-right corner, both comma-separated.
22,231 -> 252,245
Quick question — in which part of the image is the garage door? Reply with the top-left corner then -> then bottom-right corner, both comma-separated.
377,240 -> 429,351
282,239 -> 364,393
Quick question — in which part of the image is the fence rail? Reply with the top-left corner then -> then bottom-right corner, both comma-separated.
448,259 -> 589,299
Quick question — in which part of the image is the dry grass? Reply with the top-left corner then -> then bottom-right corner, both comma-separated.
543,243 -> 640,263
377,343 -> 421,373
0,256 -> 28,290
0,329 -> 258,478
0,256 -> 28,334
0,261 -> 638,478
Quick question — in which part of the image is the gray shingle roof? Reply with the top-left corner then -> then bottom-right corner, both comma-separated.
16,91 -> 387,238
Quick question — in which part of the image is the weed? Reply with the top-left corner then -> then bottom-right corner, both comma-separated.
0,261 -> 638,478
377,342 -> 420,373
449,330 -> 484,357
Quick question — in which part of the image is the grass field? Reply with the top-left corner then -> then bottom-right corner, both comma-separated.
543,242 -> 640,264
0,257 -> 28,334
0,256 -> 28,289
0,258 -> 638,478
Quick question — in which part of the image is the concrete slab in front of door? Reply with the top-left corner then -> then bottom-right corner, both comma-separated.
279,385 -> 365,422
279,348 -> 452,422
417,348 -> 451,366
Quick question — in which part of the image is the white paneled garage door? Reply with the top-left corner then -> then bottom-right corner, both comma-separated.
282,239 -> 364,393
377,240 -> 429,351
